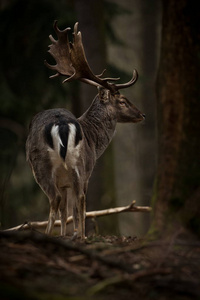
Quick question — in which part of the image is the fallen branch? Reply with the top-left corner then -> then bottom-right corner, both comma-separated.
3,200 -> 151,232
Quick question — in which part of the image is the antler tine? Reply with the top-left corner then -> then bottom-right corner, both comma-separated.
45,20 -> 76,81
97,69 -> 106,78
115,69 -> 138,90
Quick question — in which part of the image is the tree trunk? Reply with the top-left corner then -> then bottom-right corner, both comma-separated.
108,0 -> 161,236
152,0 -> 200,237
136,0 -> 161,235
74,0 -> 118,235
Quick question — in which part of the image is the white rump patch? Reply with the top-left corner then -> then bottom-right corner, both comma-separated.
47,123 -> 82,174
67,123 -> 81,168
47,125 -> 64,168
51,124 -> 64,154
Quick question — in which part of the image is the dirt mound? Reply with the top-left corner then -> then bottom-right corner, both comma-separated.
0,230 -> 199,300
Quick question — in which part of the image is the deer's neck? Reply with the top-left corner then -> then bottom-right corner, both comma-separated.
78,96 -> 117,159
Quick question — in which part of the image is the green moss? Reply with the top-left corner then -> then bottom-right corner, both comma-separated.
146,225 -> 161,241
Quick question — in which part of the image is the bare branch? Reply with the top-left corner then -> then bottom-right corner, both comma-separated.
3,201 -> 151,232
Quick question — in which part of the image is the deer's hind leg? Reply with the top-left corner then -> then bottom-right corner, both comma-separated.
45,184 -> 61,235
28,154 -> 61,235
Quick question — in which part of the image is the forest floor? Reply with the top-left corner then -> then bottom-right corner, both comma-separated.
0,229 -> 200,300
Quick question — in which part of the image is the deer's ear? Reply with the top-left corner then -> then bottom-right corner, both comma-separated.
98,87 -> 111,102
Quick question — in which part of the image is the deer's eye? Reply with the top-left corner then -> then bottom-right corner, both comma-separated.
119,101 -> 126,107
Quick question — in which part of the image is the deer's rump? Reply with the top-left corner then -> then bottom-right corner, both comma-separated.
26,108 -> 83,182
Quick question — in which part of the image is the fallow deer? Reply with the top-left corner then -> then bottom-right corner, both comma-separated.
26,21 -> 145,239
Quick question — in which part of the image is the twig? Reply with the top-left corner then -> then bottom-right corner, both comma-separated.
3,200 -> 151,232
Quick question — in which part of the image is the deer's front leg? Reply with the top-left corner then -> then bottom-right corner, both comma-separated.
72,204 -> 79,238
72,192 -> 86,240
59,188 -> 68,236
78,194 -> 86,240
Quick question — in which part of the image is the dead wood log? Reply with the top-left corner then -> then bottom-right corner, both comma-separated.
3,200 -> 151,232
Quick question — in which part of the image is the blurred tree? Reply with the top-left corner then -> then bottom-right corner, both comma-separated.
152,0 -> 200,237
74,0 -> 118,235
73,0 -> 143,235
108,0 -> 161,236
0,0 -> 77,227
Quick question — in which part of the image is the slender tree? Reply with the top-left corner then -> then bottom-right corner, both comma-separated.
74,0 -> 118,234
0,0 -> 76,227
152,0 -> 200,237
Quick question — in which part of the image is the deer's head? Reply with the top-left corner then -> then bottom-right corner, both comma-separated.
45,21 -> 145,123
97,87 -> 144,123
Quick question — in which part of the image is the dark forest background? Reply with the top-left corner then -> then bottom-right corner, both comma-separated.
1,0 -> 200,240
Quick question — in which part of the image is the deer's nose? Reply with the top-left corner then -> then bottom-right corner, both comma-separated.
142,114 -> 146,119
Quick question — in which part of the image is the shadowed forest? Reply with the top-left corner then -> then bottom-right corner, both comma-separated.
1,0 -> 200,299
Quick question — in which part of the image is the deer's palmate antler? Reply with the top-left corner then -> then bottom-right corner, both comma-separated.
45,21 -> 138,93
26,21 -> 145,240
